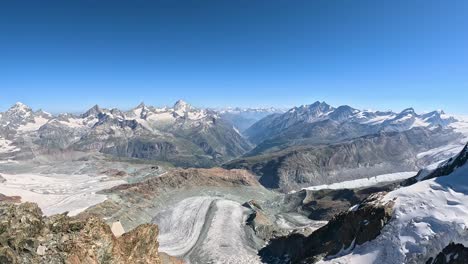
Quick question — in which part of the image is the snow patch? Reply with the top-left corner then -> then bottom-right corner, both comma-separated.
17,116 -> 49,132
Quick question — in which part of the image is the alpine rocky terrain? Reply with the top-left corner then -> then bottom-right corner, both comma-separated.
1,100 -> 468,264
226,101 -> 468,191
0,201 -> 183,264
0,101 -> 252,167
258,143 -> 468,263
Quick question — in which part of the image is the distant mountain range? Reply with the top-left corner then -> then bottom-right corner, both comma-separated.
226,101 -> 468,191
245,101 -> 461,153
0,100 -> 252,167
2,100 -> 466,264
1,100 -> 467,191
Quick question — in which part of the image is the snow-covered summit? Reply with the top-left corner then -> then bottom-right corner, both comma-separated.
5,102 -> 33,117
260,101 -> 464,132
81,105 -> 103,118
0,102 -> 52,131
173,99 -> 192,112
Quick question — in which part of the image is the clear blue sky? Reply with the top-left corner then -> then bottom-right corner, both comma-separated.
1,0 -> 467,114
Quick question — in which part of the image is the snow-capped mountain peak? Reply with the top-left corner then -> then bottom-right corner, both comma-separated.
286,101 -> 334,122
245,101 -> 468,147
400,107 -> 416,114
136,102 -> 146,109
11,102 -> 30,109
329,105 -> 359,122
173,99 -> 192,112
6,102 -> 33,116
81,105 -> 103,118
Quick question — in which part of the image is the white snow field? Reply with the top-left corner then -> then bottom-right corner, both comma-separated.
153,196 -> 262,264
302,171 -> 417,192
318,163 -> 468,264
0,173 -> 125,216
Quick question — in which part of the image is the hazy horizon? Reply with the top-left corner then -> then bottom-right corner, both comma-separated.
1,99 -> 465,117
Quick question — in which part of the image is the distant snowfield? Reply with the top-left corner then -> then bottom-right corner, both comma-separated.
0,173 -> 126,216
153,196 -> 262,264
318,164 -> 468,264
17,116 -> 49,132
302,171 -> 417,192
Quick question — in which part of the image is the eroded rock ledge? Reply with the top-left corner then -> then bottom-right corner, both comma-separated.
0,202 -> 179,264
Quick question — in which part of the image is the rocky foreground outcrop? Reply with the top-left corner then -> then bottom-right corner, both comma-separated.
259,192 -> 395,263
427,243 -> 468,264
0,202 -> 180,264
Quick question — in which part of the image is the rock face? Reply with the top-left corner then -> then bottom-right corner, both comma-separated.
427,243 -> 468,264
225,128 -> 457,191
0,202 -> 168,264
259,193 -> 395,263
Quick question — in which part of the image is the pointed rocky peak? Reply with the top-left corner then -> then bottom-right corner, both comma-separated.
81,104 -> 102,118
419,109 -> 456,127
421,109 -> 445,118
3,102 -> 33,121
301,101 -> 334,116
334,105 -> 358,114
135,102 -> 146,109
130,102 -> 151,117
35,109 -> 52,118
173,99 -> 193,112
389,108 -> 418,122
309,101 -> 333,110
399,108 -> 416,115
8,102 -> 32,113
329,105 -> 359,122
